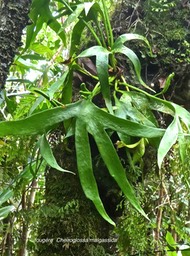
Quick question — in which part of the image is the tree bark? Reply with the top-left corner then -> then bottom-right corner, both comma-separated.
0,0 -> 31,88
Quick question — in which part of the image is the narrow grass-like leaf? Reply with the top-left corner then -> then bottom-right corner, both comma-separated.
0,189 -> 13,205
0,206 -> 15,220
88,122 -> 147,219
158,116 -> 179,169
39,135 -> 74,174
75,118 -> 115,225
15,58 -> 44,72
48,69 -> 69,100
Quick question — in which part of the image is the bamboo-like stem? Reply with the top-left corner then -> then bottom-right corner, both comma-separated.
18,179 -> 38,256
155,172 -> 164,256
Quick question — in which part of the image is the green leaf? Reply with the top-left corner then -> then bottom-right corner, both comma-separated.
84,2 -> 94,15
0,206 -> 15,220
4,94 -> 17,115
172,102 -> 190,130
165,231 -> 177,256
158,116 -> 179,168
25,0 -> 65,50
15,58 -> 44,72
87,102 -> 165,138
78,46 -> 112,112
112,33 -> 151,51
75,118 -> 115,225
69,2 -> 104,54
0,101 -> 81,136
155,73 -> 175,96
113,45 -> 153,91
62,3 -> 85,29
0,99 -> 166,223
88,122 -> 148,219
25,0 -> 47,50
0,189 -> 13,205
70,19 -> 86,55
28,96 -> 44,116
166,231 -> 177,248
39,135 -> 74,174
30,43 -> 55,59
112,33 -> 153,91
96,50 -> 112,112
48,69 -> 69,100
181,248 -> 190,256
117,93 -> 157,127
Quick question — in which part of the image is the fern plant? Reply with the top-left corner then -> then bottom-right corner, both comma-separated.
0,0 -> 190,227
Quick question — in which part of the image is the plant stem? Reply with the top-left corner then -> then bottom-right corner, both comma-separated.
101,0 -> 116,70
81,19 -> 102,46
101,0 -> 114,47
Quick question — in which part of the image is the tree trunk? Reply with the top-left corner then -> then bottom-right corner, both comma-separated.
0,0 -> 31,88
0,1 -> 31,254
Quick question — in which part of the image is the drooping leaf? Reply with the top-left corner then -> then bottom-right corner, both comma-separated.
158,116 -> 179,168
96,50 -> 112,112
113,45 -> 153,91
112,33 -> 151,51
39,135 -> 74,174
0,99 -> 167,224
0,206 -> 15,220
78,46 -> 112,112
75,118 -> 115,225
88,122 -> 148,219
15,58 -> 44,72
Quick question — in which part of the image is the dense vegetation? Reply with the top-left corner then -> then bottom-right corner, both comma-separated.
0,0 -> 190,255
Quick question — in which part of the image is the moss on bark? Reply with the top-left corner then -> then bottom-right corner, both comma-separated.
0,0 -> 31,88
